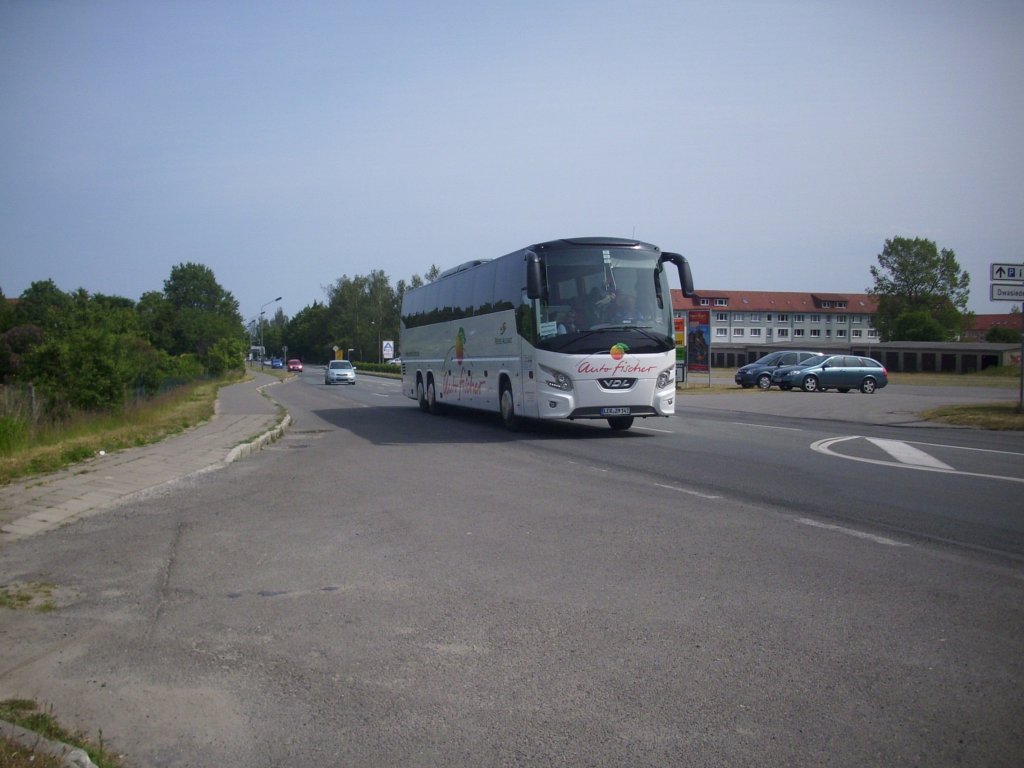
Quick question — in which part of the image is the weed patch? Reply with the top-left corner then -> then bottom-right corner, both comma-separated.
0,699 -> 125,768
0,582 -> 56,612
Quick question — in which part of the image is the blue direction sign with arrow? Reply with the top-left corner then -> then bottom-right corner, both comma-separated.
991,262 -> 1024,282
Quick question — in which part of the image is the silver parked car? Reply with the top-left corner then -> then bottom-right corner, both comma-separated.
324,359 -> 357,385
771,354 -> 889,394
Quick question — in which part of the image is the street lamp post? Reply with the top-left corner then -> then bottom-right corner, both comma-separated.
259,296 -> 282,364
371,320 -> 382,363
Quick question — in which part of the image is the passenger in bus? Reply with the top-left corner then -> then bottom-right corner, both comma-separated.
569,298 -> 587,331
608,292 -> 643,322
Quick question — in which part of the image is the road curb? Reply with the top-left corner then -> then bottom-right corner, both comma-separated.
225,413 -> 292,464
0,717 -> 98,767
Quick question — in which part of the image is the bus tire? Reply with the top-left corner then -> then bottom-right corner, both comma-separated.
417,379 -> 429,412
499,381 -> 520,431
608,416 -> 634,431
426,378 -> 441,414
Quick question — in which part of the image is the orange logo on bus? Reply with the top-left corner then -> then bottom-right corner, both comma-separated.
455,327 -> 466,364
610,343 -> 629,360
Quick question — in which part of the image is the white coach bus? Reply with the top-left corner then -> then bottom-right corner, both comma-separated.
399,236 -> 695,431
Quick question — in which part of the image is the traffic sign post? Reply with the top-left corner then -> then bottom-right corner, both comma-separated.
990,263 -> 1024,283
989,263 -> 1024,411
990,284 -> 1024,302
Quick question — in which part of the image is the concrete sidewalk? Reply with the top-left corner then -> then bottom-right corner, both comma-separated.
0,373 -> 289,546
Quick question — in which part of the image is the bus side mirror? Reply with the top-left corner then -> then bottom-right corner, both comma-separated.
526,251 -> 544,300
660,252 -> 695,298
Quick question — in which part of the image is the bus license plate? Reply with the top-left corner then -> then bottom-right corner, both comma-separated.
601,407 -> 631,416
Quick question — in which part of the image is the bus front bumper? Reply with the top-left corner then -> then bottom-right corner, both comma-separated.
537,382 -> 675,420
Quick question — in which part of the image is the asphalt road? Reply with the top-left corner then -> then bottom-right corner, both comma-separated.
1,371 -> 1021,767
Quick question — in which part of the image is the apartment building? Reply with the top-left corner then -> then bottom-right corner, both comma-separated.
672,289 -> 880,345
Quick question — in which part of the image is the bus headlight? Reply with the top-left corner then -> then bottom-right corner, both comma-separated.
540,365 -> 573,392
657,366 -> 675,389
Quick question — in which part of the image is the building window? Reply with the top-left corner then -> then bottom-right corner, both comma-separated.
810,329 -> 821,338
836,301 -> 847,308
714,298 -> 728,307
715,312 -> 728,322
700,298 -> 710,306
851,329 -> 862,338
794,329 -> 805,337
821,301 -> 832,308
733,313 -> 744,322
749,313 -> 761,322
836,315 -> 847,323
837,329 -> 847,338
715,327 -> 728,337
732,328 -> 745,337
810,314 -> 821,323
750,328 -> 762,337
793,314 -> 804,323
851,316 -> 862,323
867,329 -> 879,338
777,328 -> 789,338
776,314 -> 788,322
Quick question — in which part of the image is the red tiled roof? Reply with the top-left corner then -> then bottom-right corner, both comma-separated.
967,313 -> 1023,332
671,289 -> 878,313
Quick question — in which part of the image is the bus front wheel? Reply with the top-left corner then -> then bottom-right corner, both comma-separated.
608,416 -> 634,431
500,383 -> 520,431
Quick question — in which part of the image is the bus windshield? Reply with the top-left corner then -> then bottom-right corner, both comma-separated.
534,246 -> 675,354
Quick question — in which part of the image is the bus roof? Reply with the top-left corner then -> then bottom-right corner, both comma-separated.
431,237 -> 663,283
531,236 -> 659,251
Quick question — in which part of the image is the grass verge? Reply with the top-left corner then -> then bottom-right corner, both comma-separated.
0,699 -> 125,768
919,402 -> 1024,430
0,374 -> 243,487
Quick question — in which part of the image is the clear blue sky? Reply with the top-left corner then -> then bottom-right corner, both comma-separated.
3,1 -> 1022,321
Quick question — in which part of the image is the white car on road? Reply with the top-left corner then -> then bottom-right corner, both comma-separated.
324,360 -> 357,385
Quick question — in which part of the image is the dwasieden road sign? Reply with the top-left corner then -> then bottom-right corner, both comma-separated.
990,263 -> 1024,283
991,283 -> 1024,301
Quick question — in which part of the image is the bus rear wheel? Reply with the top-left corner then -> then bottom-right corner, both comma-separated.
426,379 -> 442,414
500,383 -> 520,431
608,416 -> 634,431
417,379 -> 429,412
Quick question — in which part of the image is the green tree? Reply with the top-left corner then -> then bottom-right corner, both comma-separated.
868,237 -> 970,341
0,286 -> 14,333
283,301 -> 331,362
12,279 -> 74,333
261,306 -> 288,359
136,290 -> 176,351
986,325 -> 1021,343
162,262 -> 245,366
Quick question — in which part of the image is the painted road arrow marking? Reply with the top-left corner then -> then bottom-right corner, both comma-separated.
864,437 -> 954,470
811,436 -> 1024,484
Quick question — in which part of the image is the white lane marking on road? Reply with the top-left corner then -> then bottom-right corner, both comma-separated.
811,436 -> 1024,484
866,437 -> 954,470
905,440 -> 1024,458
726,421 -> 803,431
635,426 -> 674,433
795,518 -> 908,547
567,461 -> 608,473
655,482 -> 722,500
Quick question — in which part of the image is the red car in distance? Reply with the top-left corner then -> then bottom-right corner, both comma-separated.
287,359 -> 303,372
